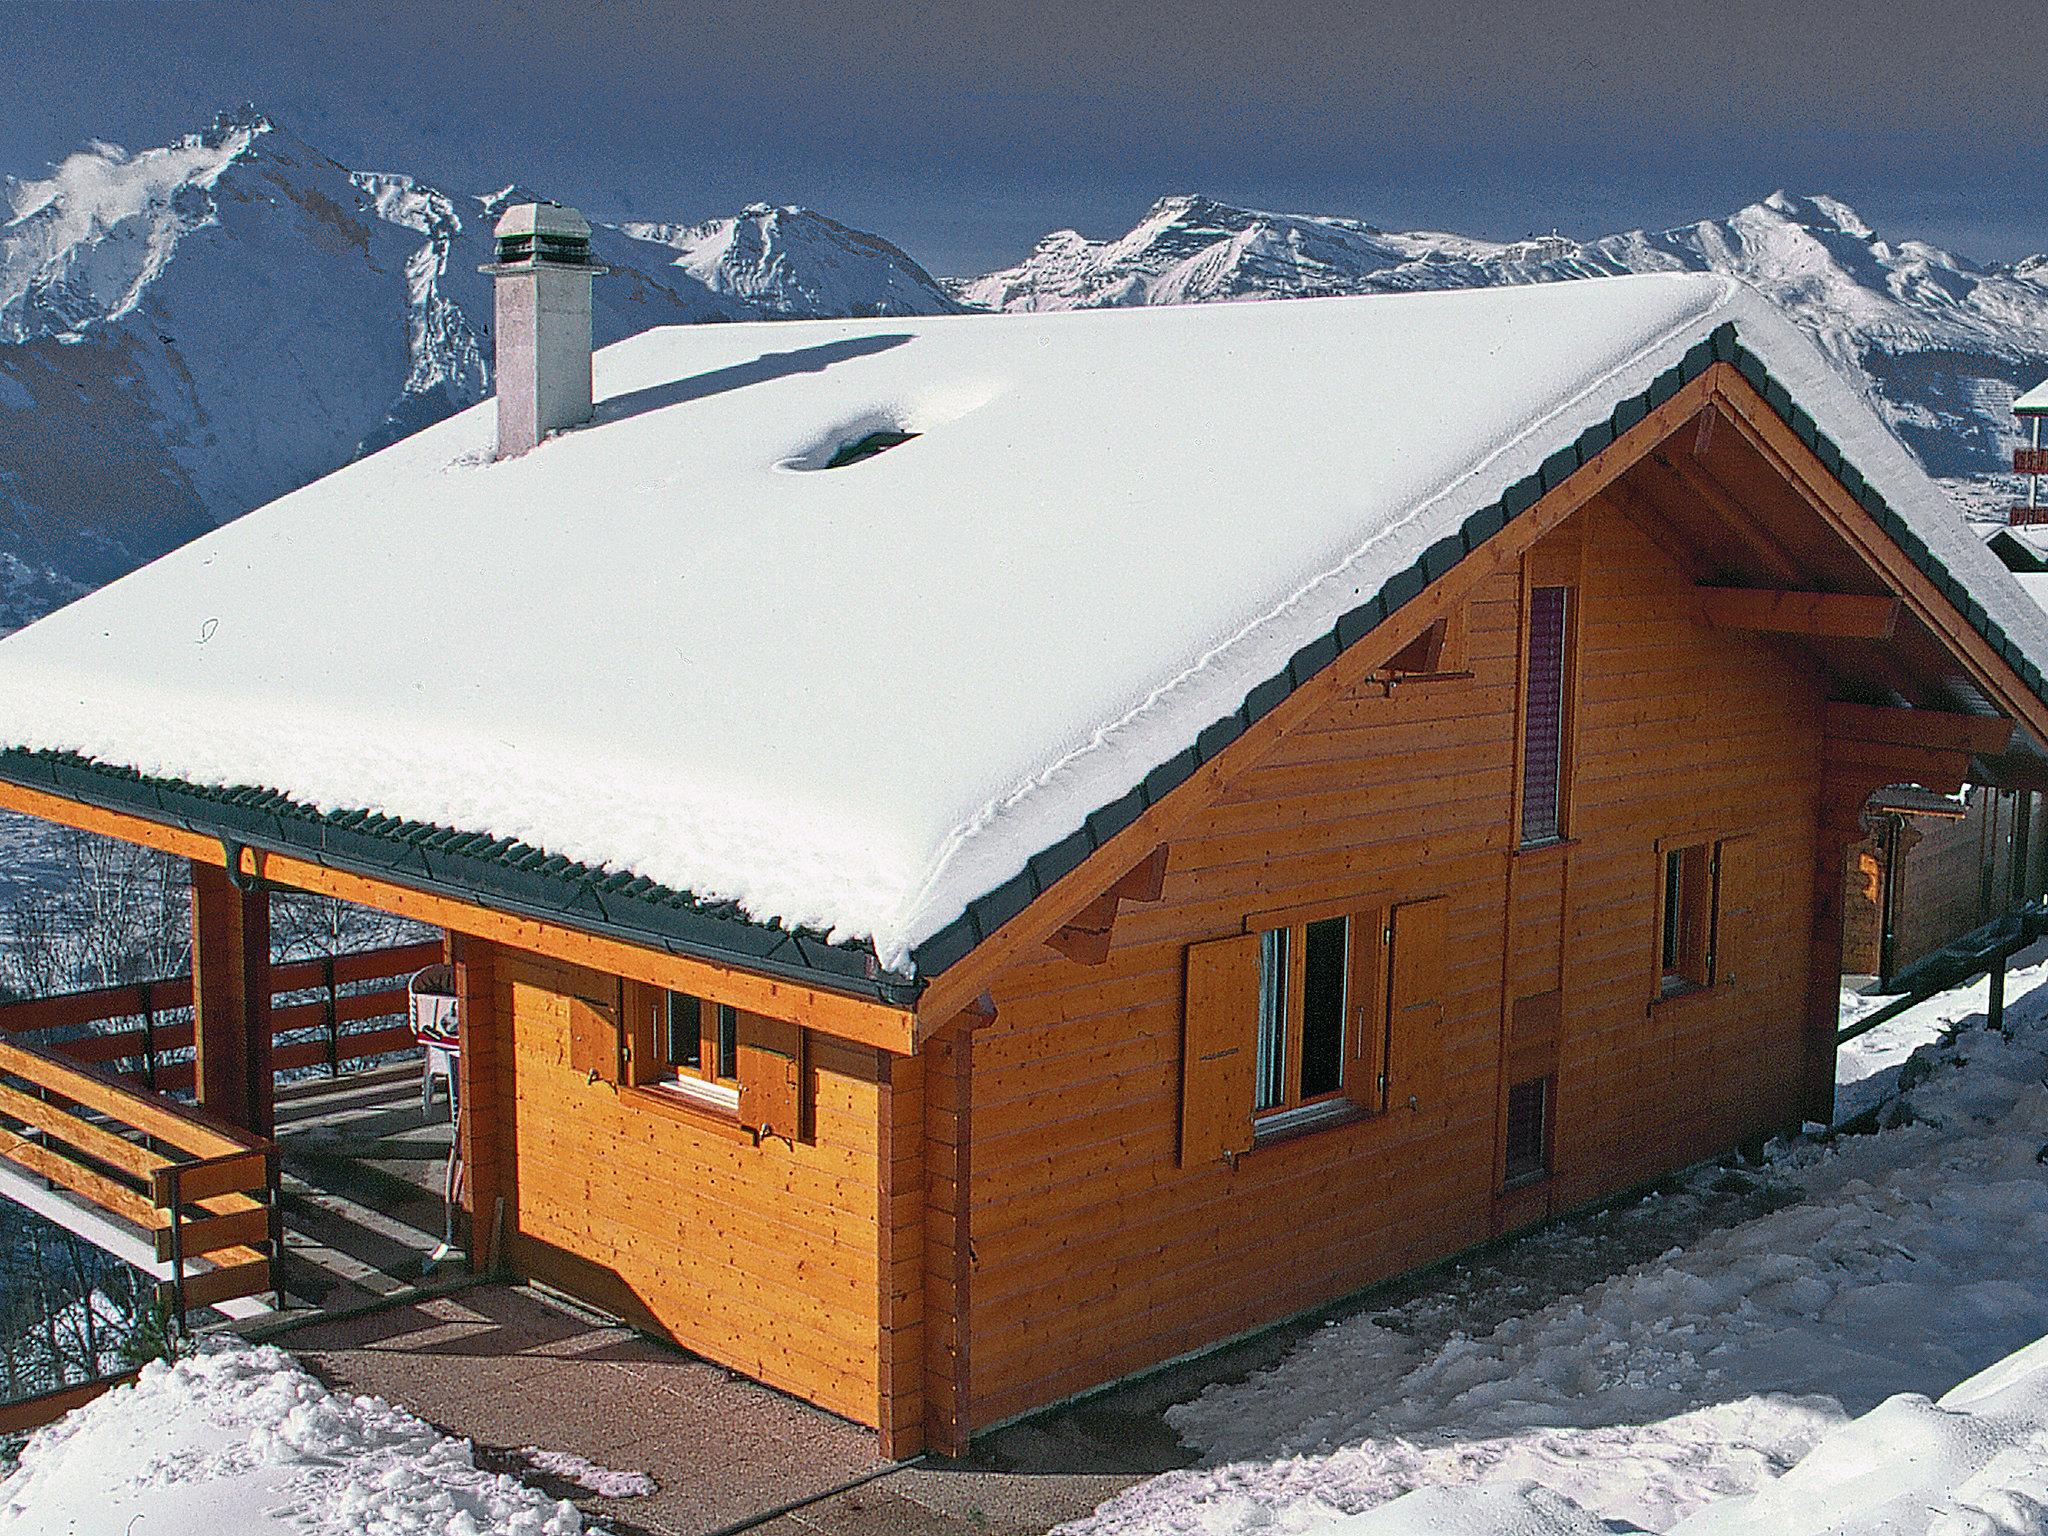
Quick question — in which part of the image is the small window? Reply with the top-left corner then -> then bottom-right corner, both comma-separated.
824,429 -> 917,469
1659,842 -> 1720,996
1519,584 -> 1573,846
1253,916 -> 1350,1117
1504,1077 -> 1550,1186
638,989 -> 740,1092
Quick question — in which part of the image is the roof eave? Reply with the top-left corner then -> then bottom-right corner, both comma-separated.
0,749 -> 925,1010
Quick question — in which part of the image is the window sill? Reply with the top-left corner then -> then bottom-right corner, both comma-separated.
1651,978 -> 1715,1009
1251,1098 -> 1369,1149
620,1079 -> 749,1140
1501,1167 -> 1549,1193
1512,836 -> 1578,861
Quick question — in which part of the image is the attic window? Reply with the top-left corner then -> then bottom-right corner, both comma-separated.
824,430 -> 918,469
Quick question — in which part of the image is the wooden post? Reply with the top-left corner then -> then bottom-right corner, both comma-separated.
189,861 -> 272,1136
1988,946 -> 2008,1034
876,1049 -> 926,1460
452,934 -> 504,1274
922,999 -> 985,1459
1802,786 -> 1874,1128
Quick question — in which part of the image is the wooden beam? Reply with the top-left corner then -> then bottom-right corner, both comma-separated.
1712,378 -> 2048,762
1822,737 -> 1971,797
1824,702 -> 2015,757
1701,588 -> 1900,640
1651,445 -> 1808,587
0,780 -> 916,1056
912,366 -> 1733,1030
1970,753 -> 2048,795
190,862 -> 272,1137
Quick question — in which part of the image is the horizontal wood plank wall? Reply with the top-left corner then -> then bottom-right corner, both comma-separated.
959,489 -> 1822,1430
1549,495 -> 1819,1205
497,948 -> 885,1426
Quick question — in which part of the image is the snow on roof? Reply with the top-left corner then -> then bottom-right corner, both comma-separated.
2016,377 -> 2048,416
2,272 -> 2045,973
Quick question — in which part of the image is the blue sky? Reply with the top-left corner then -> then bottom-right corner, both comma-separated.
8,0 -> 2046,274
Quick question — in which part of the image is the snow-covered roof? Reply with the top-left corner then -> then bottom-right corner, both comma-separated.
2016,378 -> 2048,417
3,272 -> 2046,979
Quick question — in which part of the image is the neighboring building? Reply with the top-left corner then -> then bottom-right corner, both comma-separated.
1847,382 -> 2048,986
1842,784 -> 2047,985
3,224 -> 2048,1456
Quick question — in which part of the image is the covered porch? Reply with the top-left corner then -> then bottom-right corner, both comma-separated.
0,923 -> 472,1340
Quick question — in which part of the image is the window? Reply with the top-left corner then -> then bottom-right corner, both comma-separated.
1659,841 -> 1720,996
1180,896 -> 1442,1167
824,429 -> 917,468
632,988 -> 740,1100
1503,1077 -> 1550,1186
622,985 -> 809,1140
1519,584 -> 1573,846
1253,915 -> 1353,1119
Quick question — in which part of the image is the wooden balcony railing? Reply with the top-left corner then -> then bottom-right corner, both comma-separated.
0,1030 -> 281,1324
0,940 -> 443,1095
2015,447 -> 2048,476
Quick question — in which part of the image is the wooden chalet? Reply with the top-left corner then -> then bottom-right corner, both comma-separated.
4,235 -> 2048,1458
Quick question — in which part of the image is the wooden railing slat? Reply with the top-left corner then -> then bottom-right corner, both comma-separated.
0,1125 -> 160,1230
157,1256 -> 270,1311
0,1371 -> 140,1437
154,1205 -> 271,1262
149,1148 -> 270,1207
0,1037 -> 250,1160
0,1080 -> 169,1183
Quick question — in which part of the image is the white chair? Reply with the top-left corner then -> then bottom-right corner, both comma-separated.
408,965 -> 460,1120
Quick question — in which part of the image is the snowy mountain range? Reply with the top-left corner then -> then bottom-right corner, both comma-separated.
5,111 -> 2047,633
0,109 -> 954,630
956,192 -> 2048,493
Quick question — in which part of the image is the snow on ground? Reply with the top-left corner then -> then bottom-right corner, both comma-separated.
1067,959 -> 2048,1536
0,1342 -> 582,1534
519,1447 -> 658,1500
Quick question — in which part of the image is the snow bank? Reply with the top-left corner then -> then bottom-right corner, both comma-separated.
1,275 -> 2043,971
0,1343 -> 581,1534
1069,958 -> 2048,1536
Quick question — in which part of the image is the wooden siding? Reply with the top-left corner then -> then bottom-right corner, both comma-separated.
486,946 -> 886,1426
957,491 -> 1824,1429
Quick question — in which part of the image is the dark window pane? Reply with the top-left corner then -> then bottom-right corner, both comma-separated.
1255,928 -> 1288,1111
1662,849 -> 1685,973
716,1003 -> 739,1080
666,992 -> 702,1070
1521,585 -> 1569,845
1504,1077 -> 1549,1184
1300,917 -> 1349,1098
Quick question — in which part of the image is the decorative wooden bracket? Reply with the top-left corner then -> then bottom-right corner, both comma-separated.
1700,588 -> 1901,640
1045,845 -> 1169,966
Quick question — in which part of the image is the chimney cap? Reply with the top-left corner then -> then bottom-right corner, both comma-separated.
493,201 -> 592,241
484,201 -> 604,274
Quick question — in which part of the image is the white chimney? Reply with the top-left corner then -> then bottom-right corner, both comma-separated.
482,202 -> 605,458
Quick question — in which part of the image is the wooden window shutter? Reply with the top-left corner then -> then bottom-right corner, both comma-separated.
1180,934 -> 1260,1166
1385,896 -> 1449,1113
1346,909 -> 1389,1111
738,1014 -> 805,1142
567,993 -> 620,1083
